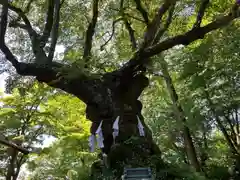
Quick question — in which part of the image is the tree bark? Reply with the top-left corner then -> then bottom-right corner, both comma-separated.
6,149 -> 18,180
5,150 -> 23,180
224,114 -> 238,147
86,72 -> 171,179
234,108 -> 240,145
200,123 -> 208,168
0,136 -> 30,154
159,59 -> 201,172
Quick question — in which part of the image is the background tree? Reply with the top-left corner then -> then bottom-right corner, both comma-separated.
0,83 -> 54,180
26,92 -> 96,180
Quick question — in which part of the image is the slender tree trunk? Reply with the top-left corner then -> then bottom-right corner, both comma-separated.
169,133 -> 189,164
159,59 -> 201,172
224,114 -> 238,147
172,142 -> 189,164
199,122 -> 209,168
13,158 -> 24,180
182,126 -> 201,171
6,149 -> 18,180
236,108 -> 239,133
235,108 -> 240,145
12,174 -> 18,180
204,89 -> 239,155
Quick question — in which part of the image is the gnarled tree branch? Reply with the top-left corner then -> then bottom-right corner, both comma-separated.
0,1 -> 8,43
143,0 -> 177,47
120,0 -> 137,50
125,13 -> 145,23
83,0 -> 99,66
8,0 -> 62,63
123,18 -> 137,50
123,2 -> 240,73
10,0 -> 34,24
192,0 -> 210,29
5,4 -> 38,38
0,135 -> 30,154
40,0 -> 55,47
0,2 -> 19,69
24,0 -> 34,14
48,0 -> 61,61
100,18 -> 123,51
0,2 -> 98,104
2,3 -> 47,62
153,2 -> 176,44
133,0 -> 149,25
147,6 -> 240,55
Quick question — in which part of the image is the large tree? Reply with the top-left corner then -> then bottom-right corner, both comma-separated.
1,0 -> 240,179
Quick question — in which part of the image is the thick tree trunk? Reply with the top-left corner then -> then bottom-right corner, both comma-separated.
85,72 -> 173,179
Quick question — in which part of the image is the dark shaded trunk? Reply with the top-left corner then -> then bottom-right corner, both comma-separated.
12,169 -> 20,180
234,108 -> 240,145
224,114 -> 238,147
6,149 -> 18,180
172,142 -> 189,164
159,59 -> 201,172
236,108 -> 240,134
5,141 -> 25,180
182,126 -> 201,171
85,72 -> 173,179
198,122 -> 209,169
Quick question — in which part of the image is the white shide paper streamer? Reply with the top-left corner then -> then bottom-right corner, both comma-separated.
112,116 -> 120,140
96,120 -> 104,148
137,115 -> 145,136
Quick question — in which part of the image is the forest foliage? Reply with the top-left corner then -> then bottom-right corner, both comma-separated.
1,0 -> 240,179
